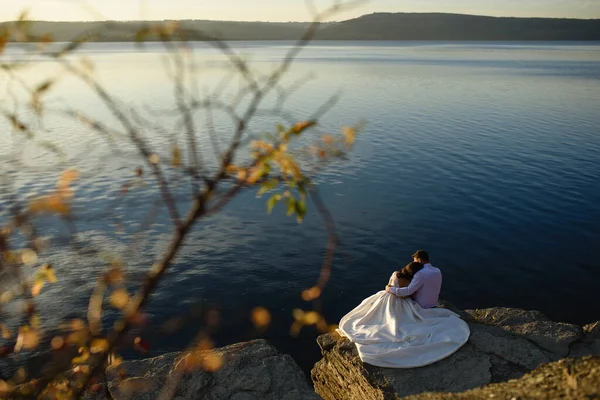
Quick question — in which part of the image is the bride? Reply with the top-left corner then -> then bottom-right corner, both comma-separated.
337,262 -> 470,368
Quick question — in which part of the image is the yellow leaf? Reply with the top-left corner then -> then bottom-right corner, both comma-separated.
110,289 -> 129,309
246,167 -> 263,184
202,352 -> 223,372
31,280 -> 44,297
343,126 -> 357,146
292,308 -> 304,321
289,320 -> 303,337
72,347 -> 90,364
171,145 -> 181,167
250,140 -> 273,153
302,311 -> 320,325
179,351 -> 223,373
236,169 -> 248,182
20,249 -> 37,265
0,379 -> 14,396
30,314 -> 41,329
15,327 -> 40,351
225,164 -> 238,174
90,338 -> 109,354
44,266 -> 57,283
148,154 -> 160,164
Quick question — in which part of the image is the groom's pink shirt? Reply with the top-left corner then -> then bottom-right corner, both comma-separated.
389,263 -> 442,308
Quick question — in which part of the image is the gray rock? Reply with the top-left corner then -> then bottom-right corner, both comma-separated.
312,332 -> 490,400
584,321 -> 600,337
467,322 -> 554,370
487,354 -> 527,383
405,356 -> 600,400
312,306 -> 594,400
382,343 -> 491,398
106,339 -> 320,400
569,321 -> 600,358
466,307 -> 582,357
312,332 -> 402,400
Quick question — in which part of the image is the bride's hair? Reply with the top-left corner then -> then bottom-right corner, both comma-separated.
396,261 -> 424,281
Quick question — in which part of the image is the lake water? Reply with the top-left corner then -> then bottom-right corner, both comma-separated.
1,41 -> 600,374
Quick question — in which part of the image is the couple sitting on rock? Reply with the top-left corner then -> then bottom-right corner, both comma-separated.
337,250 -> 470,368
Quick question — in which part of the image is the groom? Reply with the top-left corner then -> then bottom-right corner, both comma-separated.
386,250 -> 442,308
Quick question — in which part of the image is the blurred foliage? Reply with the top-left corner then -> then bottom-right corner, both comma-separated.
0,1 -> 365,398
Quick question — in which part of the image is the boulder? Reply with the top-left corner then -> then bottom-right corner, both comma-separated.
311,305 -> 597,400
466,307 -> 582,357
380,343 -> 490,397
405,356 -> 600,400
467,323 -> 552,370
569,321 -> 600,358
312,331 -> 490,400
106,339 -> 320,400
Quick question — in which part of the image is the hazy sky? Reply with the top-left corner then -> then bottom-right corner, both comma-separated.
2,0 -> 599,22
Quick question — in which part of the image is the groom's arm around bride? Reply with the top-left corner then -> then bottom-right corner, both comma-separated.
386,250 -> 443,309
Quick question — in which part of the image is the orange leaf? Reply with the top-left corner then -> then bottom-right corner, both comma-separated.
0,28 -> 9,54
31,281 -> 44,297
301,286 -> 322,301
246,167 -> 263,184
322,134 -> 335,145
250,307 -> 271,329
110,289 -> 129,309
29,194 -> 70,215
50,336 -> 65,350
57,168 -> 79,189
236,169 -> 248,182
292,121 -> 316,134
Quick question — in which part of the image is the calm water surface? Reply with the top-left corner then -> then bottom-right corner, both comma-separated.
1,41 -> 599,373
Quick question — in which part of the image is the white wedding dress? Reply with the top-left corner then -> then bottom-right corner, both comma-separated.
337,272 -> 470,368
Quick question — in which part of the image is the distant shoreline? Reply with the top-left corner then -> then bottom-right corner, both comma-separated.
2,13 -> 599,42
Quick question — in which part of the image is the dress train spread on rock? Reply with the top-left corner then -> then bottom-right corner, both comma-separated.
337,273 -> 470,368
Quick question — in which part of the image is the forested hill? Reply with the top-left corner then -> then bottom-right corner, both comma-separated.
315,13 -> 600,41
1,13 -> 599,42
0,20 -> 313,42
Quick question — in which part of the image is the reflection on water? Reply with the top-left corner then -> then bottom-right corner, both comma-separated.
1,41 -> 600,374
